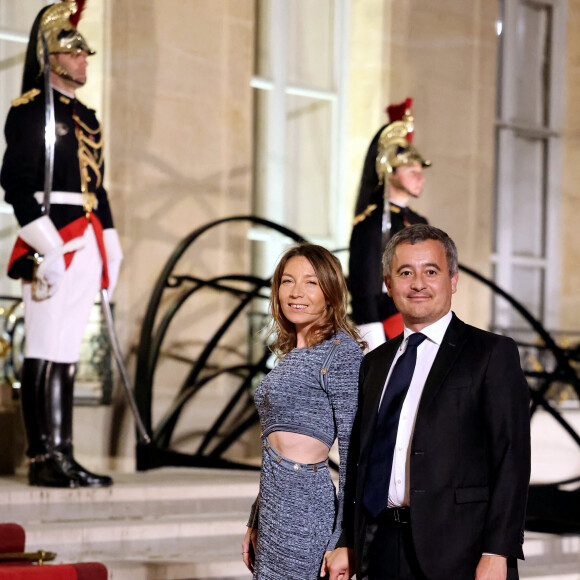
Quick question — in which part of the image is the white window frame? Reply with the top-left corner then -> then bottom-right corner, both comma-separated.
249,0 -> 351,271
493,0 -> 566,332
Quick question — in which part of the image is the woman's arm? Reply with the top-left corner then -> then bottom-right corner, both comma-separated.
325,337 -> 364,551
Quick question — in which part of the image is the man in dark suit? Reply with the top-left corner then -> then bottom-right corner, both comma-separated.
323,224 -> 530,580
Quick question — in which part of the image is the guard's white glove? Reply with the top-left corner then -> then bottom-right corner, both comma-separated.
18,215 -> 85,300
35,245 -> 65,297
103,228 -> 123,299
32,238 -> 86,300
357,322 -> 386,353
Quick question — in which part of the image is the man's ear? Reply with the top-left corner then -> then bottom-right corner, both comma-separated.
450,272 -> 458,295
385,275 -> 392,296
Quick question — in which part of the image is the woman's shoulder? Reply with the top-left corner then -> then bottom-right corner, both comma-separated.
328,331 -> 364,360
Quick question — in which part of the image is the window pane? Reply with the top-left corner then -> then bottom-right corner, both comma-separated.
514,1 -> 551,126
510,265 -> 544,325
285,95 -> 332,237
252,89 -> 270,216
254,0 -> 271,77
287,0 -> 334,90
493,265 -> 544,330
510,133 -> 546,258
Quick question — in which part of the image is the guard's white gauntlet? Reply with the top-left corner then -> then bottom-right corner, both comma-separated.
357,322 -> 387,353
18,215 -> 85,300
103,228 -> 123,299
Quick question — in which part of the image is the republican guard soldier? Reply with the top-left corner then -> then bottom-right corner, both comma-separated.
0,0 -> 122,488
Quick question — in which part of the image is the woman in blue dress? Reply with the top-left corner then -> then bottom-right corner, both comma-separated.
242,244 -> 365,579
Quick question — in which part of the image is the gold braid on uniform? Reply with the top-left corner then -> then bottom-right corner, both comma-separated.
353,204 -> 377,226
73,113 -> 103,215
11,89 -> 40,107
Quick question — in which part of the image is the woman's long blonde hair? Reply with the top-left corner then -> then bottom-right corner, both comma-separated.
267,244 -> 366,356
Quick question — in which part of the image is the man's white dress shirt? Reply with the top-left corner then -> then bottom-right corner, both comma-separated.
378,311 -> 453,507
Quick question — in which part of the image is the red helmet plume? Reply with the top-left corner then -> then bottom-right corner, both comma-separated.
386,98 -> 414,142
69,0 -> 86,27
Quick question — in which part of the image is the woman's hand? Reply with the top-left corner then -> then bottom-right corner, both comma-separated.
242,526 -> 258,573
320,547 -> 354,579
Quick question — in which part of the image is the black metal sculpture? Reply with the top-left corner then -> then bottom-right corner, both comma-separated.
134,216 -> 305,471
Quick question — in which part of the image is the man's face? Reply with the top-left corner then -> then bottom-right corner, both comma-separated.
390,162 -> 425,198
51,52 -> 88,86
385,239 -> 458,331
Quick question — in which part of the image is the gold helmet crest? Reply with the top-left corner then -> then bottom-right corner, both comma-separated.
375,98 -> 431,184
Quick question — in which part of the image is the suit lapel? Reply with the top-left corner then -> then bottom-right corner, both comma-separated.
417,314 -> 468,412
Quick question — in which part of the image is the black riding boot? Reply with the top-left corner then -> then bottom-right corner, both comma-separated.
55,363 -> 113,488
20,358 -> 48,459
21,358 -> 79,488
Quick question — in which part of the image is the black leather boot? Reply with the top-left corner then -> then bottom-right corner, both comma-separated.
20,358 -> 79,488
20,358 -> 48,459
28,453 -> 79,488
54,363 -> 113,488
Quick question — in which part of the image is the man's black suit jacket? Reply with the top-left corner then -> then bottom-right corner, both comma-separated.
338,314 -> 531,580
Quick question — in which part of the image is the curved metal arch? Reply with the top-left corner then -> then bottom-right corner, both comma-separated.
458,264 -> 580,450
154,288 -> 266,449
135,216 -> 305,470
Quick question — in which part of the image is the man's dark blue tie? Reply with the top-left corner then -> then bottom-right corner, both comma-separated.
363,332 -> 427,517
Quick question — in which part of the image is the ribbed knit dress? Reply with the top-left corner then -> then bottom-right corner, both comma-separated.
248,331 -> 364,579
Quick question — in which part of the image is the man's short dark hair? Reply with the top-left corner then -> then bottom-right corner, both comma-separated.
382,224 -> 458,276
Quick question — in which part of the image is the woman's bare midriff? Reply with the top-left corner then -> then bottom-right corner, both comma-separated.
267,431 -> 330,464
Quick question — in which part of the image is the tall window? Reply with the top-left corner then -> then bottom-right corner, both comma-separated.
493,0 -> 566,336
251,0 -> 350,275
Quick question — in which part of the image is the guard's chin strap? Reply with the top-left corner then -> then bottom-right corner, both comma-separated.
56,69 -> 85,87
49,61 -> 85,87
388,175 -> 420,199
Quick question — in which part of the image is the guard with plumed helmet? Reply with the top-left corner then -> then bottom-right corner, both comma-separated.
349,98 -> 431,350
0,1 -> 121,488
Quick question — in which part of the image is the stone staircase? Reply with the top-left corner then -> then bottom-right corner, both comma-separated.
0,466 -> 579,579
0,467 -> 259,580
520,531 -> 580,579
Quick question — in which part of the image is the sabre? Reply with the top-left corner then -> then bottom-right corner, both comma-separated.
40,31 -> 54,215
100,289 -> 151,445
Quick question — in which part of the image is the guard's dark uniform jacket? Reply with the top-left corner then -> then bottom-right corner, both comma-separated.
349,196 -> 427,325
0,88 -> 114,282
